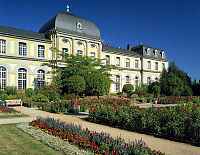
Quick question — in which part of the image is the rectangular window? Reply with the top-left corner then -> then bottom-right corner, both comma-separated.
0,40 -> 6,54
116,75 -> 120,92
135,60 -> 139,69
19,42 -> 27,56
125,58 -> 130,68
147,61 -> 151,70
147,77 -> 151,85
155,62 -> 158,70
38,45 -> 45,58
105,55 -> 110,65
126,76 -> 130,84
77,50 -> 83,56
116,57 -> 120,66
90,52 -> 96,58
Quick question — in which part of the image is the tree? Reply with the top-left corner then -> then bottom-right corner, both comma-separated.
160,62 -> 193,96
148,82 -> 160,97
85,71 -> 111,96
192,80 -> 200,96
65,75 -> 86,96
48,51 -> 112,96
122,84 -> 134,97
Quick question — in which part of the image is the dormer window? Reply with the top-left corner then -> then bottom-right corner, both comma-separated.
154,50 -> 158,57
161,51 -> 165,58
77,22 -> 82,30
145,48 -> 151,55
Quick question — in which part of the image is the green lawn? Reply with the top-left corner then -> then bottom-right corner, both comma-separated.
0,125 -> 64,155
0,113 -> 27,118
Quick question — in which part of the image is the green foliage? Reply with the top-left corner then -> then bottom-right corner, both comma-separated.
134,84 -> 148,96
89,104 -> 200,146
160,62 -> 193,96
65,75 -> 86,95
122,84 -> 134,97
5,87 -> 17,96
192,80 -> 200,96
32,94 -> 49,103
37,85 -> 61,101
25,88 -> 34,97
49,53 -> 111,96
85,71 -> 111,96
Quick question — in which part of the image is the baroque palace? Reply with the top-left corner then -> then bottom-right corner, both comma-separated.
0,11 -> 168,93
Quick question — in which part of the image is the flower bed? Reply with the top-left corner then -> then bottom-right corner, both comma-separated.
30,117 -> 164,155
157,96 -> 199,104
89,104 -> 200,146
80,96 -> 131,109
17,123 -> 92,155
0,106 -> 15,113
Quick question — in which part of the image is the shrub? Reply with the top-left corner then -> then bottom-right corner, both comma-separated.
89,104 -> 200,146
122,84 -> 134,97
25,88 -> 34,97
5,86 -> 17,95
32,94 -> 49,103
80,96 -> 131,109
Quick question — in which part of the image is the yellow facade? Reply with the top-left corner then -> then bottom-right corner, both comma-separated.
0,11 -> 168,93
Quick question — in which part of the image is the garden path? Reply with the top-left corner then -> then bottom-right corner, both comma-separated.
14,106 -> 200,155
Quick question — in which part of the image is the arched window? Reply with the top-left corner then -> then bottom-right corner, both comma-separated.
37,70 -> 45,88
18,68 -> 27,90
0,66 -> 6,90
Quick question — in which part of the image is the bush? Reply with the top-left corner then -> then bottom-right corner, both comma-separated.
89,104 -> 200,146
25,88 -> 34,97
80,96 -> 131,109
5,86 -> 17,96
122,84 -> 134,97
32,94 -> 49,103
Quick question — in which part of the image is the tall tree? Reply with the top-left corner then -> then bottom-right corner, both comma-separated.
160,62 -> 193,96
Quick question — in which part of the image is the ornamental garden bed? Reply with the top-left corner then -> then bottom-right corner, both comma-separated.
0,106 -> 27,118
30,117 -> 165,155
88,104 -> 200,146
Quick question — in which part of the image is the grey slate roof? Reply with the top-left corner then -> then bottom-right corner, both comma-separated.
102,44 -> 141,57
39,12 -> 101,40
0,25 -> 50,42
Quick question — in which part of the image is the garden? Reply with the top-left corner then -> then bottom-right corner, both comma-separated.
0,55 -> 200,154
29,117 -> 165,155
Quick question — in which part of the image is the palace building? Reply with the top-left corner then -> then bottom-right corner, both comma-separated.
0,11 -> 168,93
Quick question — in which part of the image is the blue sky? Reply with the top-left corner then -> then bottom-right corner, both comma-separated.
1,0 -> 200,79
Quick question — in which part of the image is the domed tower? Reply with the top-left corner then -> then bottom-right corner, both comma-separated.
39,12 -> 102,59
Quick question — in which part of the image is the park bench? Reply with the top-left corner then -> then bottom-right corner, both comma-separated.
5,99 -> 22,107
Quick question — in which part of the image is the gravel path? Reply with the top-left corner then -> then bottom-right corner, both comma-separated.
14,106 -> 200,155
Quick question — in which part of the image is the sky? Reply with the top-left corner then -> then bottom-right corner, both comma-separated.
0,0 -> 200,79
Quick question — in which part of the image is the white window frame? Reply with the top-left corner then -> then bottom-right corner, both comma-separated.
0,39 -> 6,54
0,66 -> 6,90
125,58 -> 130,68
116,57 -> 120,67
18,68 -> 27,90
147,61 -> 151,70
36,70 -> 45,88
38,45 -> 45,58
19,42 -> 27,56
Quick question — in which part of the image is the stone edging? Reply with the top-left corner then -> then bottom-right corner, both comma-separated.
16,123 -> 93,155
